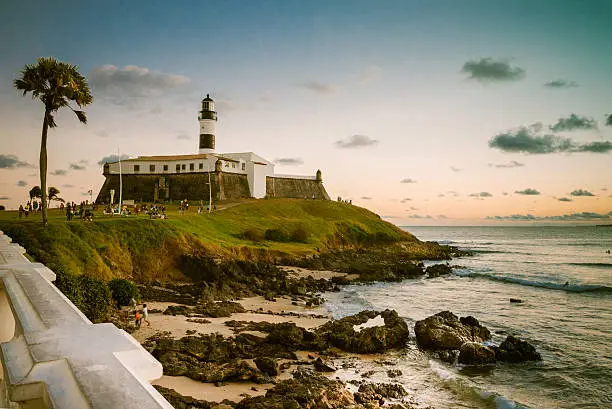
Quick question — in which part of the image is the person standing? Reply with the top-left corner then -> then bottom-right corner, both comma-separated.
142,304 -> 151,326
19,205 -> 24,218
135,310 -> 141,328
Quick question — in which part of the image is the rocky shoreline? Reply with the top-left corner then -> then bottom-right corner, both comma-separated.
127,261 -> 541,409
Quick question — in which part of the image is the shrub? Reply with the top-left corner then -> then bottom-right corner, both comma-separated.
265,228 -> 290,242
241,228 -> 264,242
53,272 -> 112,323
108,278 -> 140,306
291,226 -> 309,243
78,275 -> 112,323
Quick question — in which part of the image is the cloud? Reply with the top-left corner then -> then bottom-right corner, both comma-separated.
16,180 -> 27,187
489,160 -> 525,168
447,191 -> 460,197
69,163 -> 86,171
97,154 -> 130,166
407,214 -> 432,219
437,215 -> 448,219
544,80 -> 578,89
0,154 -> 32,169
469,192 -> 493,197
409,206 -> 419,211
400,178 -> 416,184
558,197 -> 572,202
606,114 -> 612,126
486,212 -> 612,221
176,133 -> 191,140
360,196 -> 372,200
570,189 -> 595,197
95,130 -> 110,138
461,58 -> 525,82
515,188 -> 540,195
89,65 -> 190,100
489,125 -> 612,154
51,169 -> 68,176
335,134 -> 378,148
549,114 -> 598,132
0,196 -> 10,200
356,65 -> 383,83
274,157 -> 304,166
400,198 -> 412,203
438,194 -> 445,197
299,80 -> 338,95
450,166 -> 462,172
62,184 -> 75,188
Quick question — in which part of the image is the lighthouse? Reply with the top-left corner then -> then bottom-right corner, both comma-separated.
198,94 -> 217,154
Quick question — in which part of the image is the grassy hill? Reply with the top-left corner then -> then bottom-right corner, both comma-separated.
0,199 -> 441,282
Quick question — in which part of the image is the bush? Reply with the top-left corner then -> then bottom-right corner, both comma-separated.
241,228 -> 264,242
265,228 -> 290,242
53,272 -> 112,323
108,278 -> 141,306
291,226 -> 309,243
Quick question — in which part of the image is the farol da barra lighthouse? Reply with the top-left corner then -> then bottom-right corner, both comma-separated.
96,94 -> 330,203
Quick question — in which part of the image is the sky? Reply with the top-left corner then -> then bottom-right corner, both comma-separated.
0,0 -> 611,225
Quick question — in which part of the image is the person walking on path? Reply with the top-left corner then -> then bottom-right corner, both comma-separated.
142,304 -> 151,326
135,310 -> 141,328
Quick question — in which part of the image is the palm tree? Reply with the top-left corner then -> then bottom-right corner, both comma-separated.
29,186 -> 42,201
47,186 -> 64,207
14,57 -> 92,226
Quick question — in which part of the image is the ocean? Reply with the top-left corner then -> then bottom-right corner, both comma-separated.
322,226 -> 612,409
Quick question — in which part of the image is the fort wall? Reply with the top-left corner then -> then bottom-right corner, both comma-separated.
266,177 -> 330,200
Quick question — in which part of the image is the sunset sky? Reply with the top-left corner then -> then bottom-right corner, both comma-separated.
1,0 -> 611,225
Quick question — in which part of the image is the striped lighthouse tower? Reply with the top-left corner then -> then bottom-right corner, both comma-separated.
198,94 -> 217,154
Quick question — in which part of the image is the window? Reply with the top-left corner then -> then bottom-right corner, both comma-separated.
225,162 -> 229,167
176,164 -> 181,172
134,165 -> 140,172
150,164 -> 155,172
242,163 -> 245,171
190,163 -> 195,171
181,164 -> 186,170
199,163 -> 203,170
163,164 -> 168,171
232,163 -> 236,168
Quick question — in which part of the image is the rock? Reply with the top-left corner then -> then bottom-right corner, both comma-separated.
387,369 -> 402,378
414,311 -> 491,350
154,385 -> 233,409
433,349 -> 459,364
211,405 -> 234,409
458,342 -> 496,365
318,309 -> 409,354
235,369 -> 360,409
254,357 -> 279,376
509,298 -> 523,303
355,383 -> 408,404
361,370 -> 376,378
494,335 -> 542,363
425,263 -> 453,278
314,357 -> 336,372
307,354 -> 316,360
163,305 -> 192,316
194,301 -> 246,318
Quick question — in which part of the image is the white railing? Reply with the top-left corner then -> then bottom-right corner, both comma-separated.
0,231 -> 173,409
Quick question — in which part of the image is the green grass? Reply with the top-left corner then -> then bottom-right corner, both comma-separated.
0,199 -> 425,281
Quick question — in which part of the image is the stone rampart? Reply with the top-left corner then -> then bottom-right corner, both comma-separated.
266,177 -> 330,200
0,231 -> 173,409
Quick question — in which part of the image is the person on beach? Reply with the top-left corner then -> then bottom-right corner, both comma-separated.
135,310 -> 141,328
19,205 -> 24,218
130,297 -> 137,311
142,304 -> 150,326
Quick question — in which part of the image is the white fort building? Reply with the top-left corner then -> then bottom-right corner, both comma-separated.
97,95 -> 329,203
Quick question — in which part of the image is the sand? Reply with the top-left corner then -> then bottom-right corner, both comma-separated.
153,375 -> 273,403
280,266 -> 359,281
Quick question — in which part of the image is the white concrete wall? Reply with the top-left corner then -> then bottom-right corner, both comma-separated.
106,156 -> 246,175
0,231 -> 174,409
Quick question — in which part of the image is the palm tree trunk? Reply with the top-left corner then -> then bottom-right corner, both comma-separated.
40,109 -> 49,227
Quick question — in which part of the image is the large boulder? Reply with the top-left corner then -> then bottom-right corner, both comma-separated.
494,335 -> 542,363
414,311 -> 491,350
318,309 -> 409,354
314,357 -> 336,372
458,342 -> 496,365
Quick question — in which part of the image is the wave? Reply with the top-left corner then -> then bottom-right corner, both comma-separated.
453,270 -> 612,294
566,262 -> 612,269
